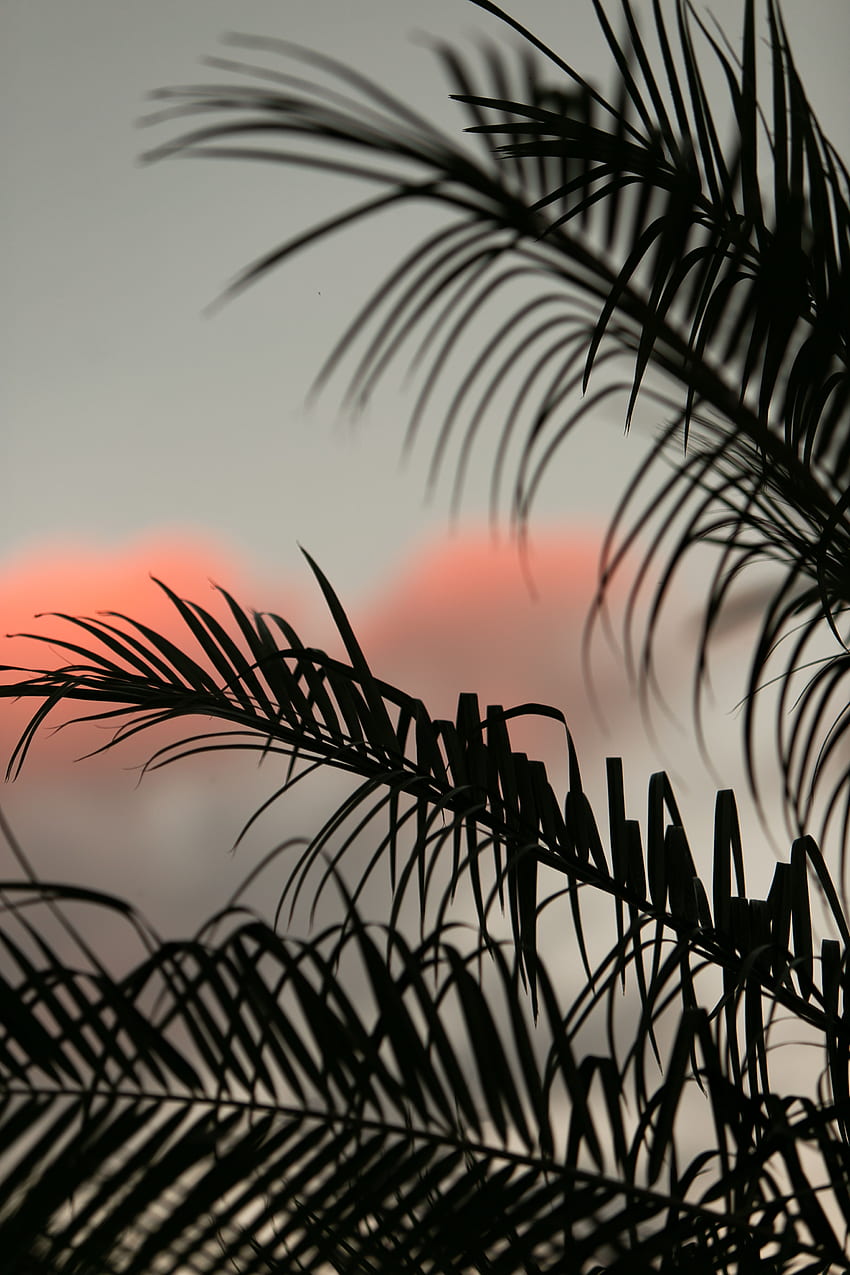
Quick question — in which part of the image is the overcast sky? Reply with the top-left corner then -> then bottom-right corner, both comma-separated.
2,0 -> 849,938
3,0 -> 847,587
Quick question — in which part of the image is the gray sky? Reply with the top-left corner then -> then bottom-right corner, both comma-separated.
0,0 -> 607,593
3,0 -> 848,593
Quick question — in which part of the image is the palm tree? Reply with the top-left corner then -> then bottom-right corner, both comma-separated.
1,1 -> 848,1270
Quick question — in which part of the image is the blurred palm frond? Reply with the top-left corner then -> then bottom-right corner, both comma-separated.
141,0 -> 850,863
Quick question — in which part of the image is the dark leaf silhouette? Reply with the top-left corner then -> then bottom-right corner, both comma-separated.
2,563 -> 849,1270
140,0 -> 850,867
2,1 -> 849,1270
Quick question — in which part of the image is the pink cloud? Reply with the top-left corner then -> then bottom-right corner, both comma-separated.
357,525 -> 630,762
0,532 -> 305,773
1,525 -> 631,778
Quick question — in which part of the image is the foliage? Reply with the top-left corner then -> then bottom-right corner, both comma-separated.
1,1 -> 849,1270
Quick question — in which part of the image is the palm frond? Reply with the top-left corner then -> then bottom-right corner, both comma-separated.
4,4 -> 850,1269
141,0 -> 850,865
2,569 -> 848,1233
2,870 -> 847,1273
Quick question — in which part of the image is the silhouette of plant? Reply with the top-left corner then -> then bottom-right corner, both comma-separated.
1,2 -> 848,1270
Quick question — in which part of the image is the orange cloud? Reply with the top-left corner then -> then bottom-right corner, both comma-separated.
357,525 -> 629,763
0,533 -> 305,774
0,524 -> 638,783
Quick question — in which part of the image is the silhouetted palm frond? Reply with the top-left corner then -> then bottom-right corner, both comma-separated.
1,823 -> 848,1269
141,0 -> 850,866
4,3 -> 850,1271
1,568 -> 848,1270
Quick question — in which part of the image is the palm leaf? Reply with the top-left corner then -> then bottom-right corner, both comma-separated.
2,871 -> 847,1273
141,0 -> 850,864
1,569 -> 848,1252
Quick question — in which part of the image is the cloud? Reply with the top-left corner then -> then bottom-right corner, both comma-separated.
1,524 -> 636,774
356,525 -> 633,764
0,532 -> 306,772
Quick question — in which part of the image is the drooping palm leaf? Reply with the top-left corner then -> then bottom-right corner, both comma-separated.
1,567 -> 847,1263
1,868 -> 847,1273
141,0 -> 850,866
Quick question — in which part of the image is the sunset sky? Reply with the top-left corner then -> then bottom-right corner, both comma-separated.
3,0 -> 849,937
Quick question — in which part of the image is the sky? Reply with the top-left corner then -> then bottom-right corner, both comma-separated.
3,0 -> 848,586
2,0 -> 850,942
